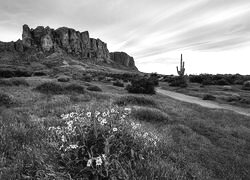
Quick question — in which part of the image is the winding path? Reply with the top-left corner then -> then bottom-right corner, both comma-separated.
157,88 -> 250,117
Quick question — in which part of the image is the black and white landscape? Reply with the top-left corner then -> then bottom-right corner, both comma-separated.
0,0 -> 250,179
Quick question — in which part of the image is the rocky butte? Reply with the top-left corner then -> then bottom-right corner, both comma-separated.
0,24 -> 138,71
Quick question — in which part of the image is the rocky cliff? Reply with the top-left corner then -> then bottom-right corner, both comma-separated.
0,25 -> 137,71
110,52 -> 137,70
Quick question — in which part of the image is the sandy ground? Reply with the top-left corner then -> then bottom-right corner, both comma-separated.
157,88 -> 250,117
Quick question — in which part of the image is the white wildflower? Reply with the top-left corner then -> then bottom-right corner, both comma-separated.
97,116 -> 103,122
95,111 -> 100,117
102,112 -> 107,117
61,135 -> 67,142
100,119 -> 107,125
124,107 -> 132,113
70,112 -> 75,118
66,120 -> 73,126
113,128 -> 118,132
86,112 -> 91,118
111,108 -> 115,113
87,159 -> 92,167
143,132 -> 149,138
69,144 -> 78,149
95,156 -> 102,166
102,154 -> 106,160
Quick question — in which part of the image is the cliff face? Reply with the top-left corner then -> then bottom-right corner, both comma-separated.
110,52 -> 137,70
0,25 -> 137,70
21,25 -> 110,60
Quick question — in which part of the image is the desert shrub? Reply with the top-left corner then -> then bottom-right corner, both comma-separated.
149,73 -> 159,86
65,83 -> 85,94
0,78 -> 29,86
114,95 -> 157,107
240,97 -> 250,104
57,75 -> 70,82
113,81 -> 124,87
87,85 -> 102,92
203,94 -> 216,100
11,78 -> 29,86
201,79 -> 214,85
0,93 -> 16,107
35,82 -> 85,94
0,68 -> 32,78
32,71 -> 47,76
132,107 -> 169,122
242,81 -> 250,90
126,77 -> 156,94
82,74 -> 92,82
35,82 -> 64,94
47,106 -> 162,179
215,78 -> 230,85
169,77 -> 187,87
189,75 -> 204,83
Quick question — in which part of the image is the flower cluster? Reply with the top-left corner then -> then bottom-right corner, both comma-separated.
47,106 -> 159,179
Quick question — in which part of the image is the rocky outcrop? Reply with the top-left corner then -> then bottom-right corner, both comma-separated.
19,25 -> 111,61
110,52 -> 137,70
0,24 -> 138,71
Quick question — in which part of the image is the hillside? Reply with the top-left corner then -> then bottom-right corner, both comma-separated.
0,25 -> 138,79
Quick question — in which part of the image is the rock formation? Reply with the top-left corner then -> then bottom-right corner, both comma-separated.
0,24 -> 138,71
110,52 -> 137,70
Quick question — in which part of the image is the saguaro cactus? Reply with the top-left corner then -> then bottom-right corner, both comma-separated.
176,54 -> 185,77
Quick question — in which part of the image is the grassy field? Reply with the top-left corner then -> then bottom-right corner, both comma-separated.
1,76 -> 250,179
160,81 -> 250,109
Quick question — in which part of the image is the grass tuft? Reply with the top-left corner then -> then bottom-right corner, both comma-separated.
0,78 -> 29,86
132,107 -> 169,122
87,85 -> 102,92
114,95 -> 157,107
35,82 -> 85,94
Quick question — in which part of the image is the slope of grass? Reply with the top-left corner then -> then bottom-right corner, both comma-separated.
0,78 -> 250,179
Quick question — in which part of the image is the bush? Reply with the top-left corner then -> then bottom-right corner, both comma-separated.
87,85 -> 102,92
0,93 -> 16,107
203,94 -> 216,100
169,77 -> 187,87
35,82 -> 85,94
114,95 -> 157,107
0,78 -> 29,86
57,75 -> 70,82
32,71 -> 47,76
149,73 -> 159,86
35,82 -> 64,94
242,81 -> 250,90
132,107 -> 169,122
113,81 -> 124,87
65,83 -> 85,94
126,77 -> 156,94
216,79 -> 230,85
82,74 -> 92,82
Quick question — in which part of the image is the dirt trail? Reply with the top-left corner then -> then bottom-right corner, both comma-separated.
157,88 -> 250,117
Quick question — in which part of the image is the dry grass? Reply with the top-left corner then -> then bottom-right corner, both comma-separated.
1,78 -> 250,179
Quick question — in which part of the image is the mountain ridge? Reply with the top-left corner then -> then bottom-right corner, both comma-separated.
0,24 -> 138,71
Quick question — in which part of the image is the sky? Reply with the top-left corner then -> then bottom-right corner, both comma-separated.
0,0 -> 250,75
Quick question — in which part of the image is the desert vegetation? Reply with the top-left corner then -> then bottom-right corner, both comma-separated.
1,74 -> 250,179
